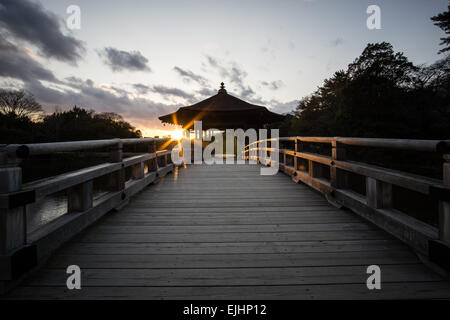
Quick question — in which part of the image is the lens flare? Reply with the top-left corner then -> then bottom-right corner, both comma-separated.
171,129 -> 184,140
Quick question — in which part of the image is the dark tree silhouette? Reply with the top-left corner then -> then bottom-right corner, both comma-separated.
39,106 -> 142,142
0,105 -> 142,144
0,90 -> 42,118
288,42 -> 450,139
431,6 -> 450,54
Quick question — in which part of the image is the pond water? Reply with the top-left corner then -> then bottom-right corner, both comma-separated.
26,190 -> 110,234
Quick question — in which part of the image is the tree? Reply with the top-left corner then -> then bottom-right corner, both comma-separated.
289,42 -> 449,139
0,90 -> 42,118
39,106 -> 142,141
347,42 -> 417,86
431,6 -> 450,54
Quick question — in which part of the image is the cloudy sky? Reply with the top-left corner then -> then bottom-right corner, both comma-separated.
0,0 -> 447,137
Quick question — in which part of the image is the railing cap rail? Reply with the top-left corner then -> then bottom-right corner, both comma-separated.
0,137 -> 170,159
247,136 -> 450,153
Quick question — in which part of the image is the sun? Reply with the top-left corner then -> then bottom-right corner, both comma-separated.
171,129 -> 184,141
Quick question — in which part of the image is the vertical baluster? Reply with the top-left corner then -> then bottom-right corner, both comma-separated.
330,139 -> 348,189
0,154 -> 26,255
439,155 -> 450,242
308,160 -> 315,177
366,178 -> 392,209
131,162 -> 145,180
68,181 -> 93,212
108,139 -> 124,191
148,140 -> 157,172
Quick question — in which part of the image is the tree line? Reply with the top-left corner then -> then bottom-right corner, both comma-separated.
273,7 -> 450,139
0,92 -> 142,144
275,42 -> 449,139
1,7 -> 449,143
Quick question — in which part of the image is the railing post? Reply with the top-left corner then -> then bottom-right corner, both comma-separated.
439,155 -> 450,243
0,152 -> 26,255
68,181 -> 93,212
131,162 -> 145,180
294,138 -> 299,170
108,139 -> 124,191
163,153 -> 168,167
148,140 -> 158,172
366,178 -> 392,209
308,160 -> 315,178
330,139 -> 348,189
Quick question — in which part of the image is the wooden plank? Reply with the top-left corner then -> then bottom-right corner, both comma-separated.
93,223 -> 375,234
23,264 -> 440,287
97,218 -> 363,226
43,251 -> 419,269
119,206 -> 344,213
7,282 -> 450,300
5,163 -> 450,299
58,239 -> 406,255
74,230 -> 392,243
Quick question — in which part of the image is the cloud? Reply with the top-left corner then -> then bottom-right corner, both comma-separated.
0,35 -> 59,83
288,41 -> 296,51
267,99 -> 298,114
151,85 -> 196,103
23,77 -> 180,129
98,47 -> 151,72
133,83 -> 151,94
197,87 -> 217,97
261,80 -> 284,90
205,55 -> 249,94
173,66 -> 208,86
260,38 -> 276,60
331,37 -> 344,47
0,0 -> 85,64
202,55 -> 296,113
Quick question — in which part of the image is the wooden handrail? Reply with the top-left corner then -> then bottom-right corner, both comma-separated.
0,138 -> 180,284
246,137 -> 450,153
246,136 -> 450,259
0,137 -> 170,159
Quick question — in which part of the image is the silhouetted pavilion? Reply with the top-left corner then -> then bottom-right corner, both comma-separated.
158,83 -> 285,130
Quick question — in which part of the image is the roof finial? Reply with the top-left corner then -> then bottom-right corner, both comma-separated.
218,82 -> 227,94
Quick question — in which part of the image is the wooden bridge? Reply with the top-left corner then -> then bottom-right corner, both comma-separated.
1,137 -> 450,299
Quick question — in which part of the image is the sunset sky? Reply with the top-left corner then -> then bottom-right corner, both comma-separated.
0,0 -> 447,137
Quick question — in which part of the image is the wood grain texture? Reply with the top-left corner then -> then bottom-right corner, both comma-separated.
5,164 -> 450,299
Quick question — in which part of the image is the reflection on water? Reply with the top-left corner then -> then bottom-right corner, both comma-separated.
22,152 -> 157,234
26,190 -> 110,234
27,194 -> 67,233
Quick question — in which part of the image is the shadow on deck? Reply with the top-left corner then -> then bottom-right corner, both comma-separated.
5,164 -> 450,299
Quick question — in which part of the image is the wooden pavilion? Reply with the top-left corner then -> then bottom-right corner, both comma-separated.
158,82 -> 285,130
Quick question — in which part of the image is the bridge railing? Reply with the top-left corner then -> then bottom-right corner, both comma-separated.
0,138 -> 179,286
245,137 -> 450,265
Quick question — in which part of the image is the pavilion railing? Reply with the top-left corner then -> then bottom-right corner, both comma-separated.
245,137 -> 450,266
0,138 -> 180,287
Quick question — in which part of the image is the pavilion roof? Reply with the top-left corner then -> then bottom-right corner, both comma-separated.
158,82 -> 285,130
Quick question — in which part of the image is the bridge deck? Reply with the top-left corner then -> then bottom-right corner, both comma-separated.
7,164 -> 450,299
